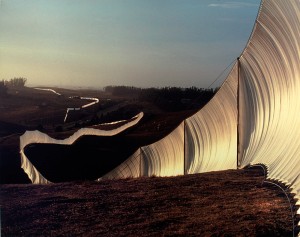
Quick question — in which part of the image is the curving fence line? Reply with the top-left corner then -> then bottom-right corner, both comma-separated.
20,112 -> 144,184
34,88 -> 62,96
98,0 -> 300,233
34,88 -> 99,123
22,0 -> 300,233
64,97 -> 99,122
101,65 -> 238,180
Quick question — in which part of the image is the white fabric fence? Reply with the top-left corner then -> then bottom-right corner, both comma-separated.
21,0 -> 300,232
100,1 -> 300,232
20,112 -> 144,184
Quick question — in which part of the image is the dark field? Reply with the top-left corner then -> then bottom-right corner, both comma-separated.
0,168 -> 294,236
0,86 -> 298,236
0,86 -> 196,184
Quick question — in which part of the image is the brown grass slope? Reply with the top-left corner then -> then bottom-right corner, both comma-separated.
0,87 -> 297,236
1,168 -> 294,236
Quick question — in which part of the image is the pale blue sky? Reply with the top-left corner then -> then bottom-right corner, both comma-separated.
0,0 -> 260,88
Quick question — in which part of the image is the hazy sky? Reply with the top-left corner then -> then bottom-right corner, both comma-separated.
0,0 -> 260,88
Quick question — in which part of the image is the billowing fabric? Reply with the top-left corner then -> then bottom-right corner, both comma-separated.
141,122 -> 184,177
99,149 -> 141,180
100,123 -> 185,179
103,0 -> 300,229
107,66 -> 237,178
20,112 -> 144,184
185,63 -> 238,174
21,1 -> 300,230
238,0 -> 300,217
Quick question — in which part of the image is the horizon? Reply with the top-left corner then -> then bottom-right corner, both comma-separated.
0,0 -> 260,89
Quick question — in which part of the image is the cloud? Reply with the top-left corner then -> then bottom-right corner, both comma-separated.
208,2 -> 258,9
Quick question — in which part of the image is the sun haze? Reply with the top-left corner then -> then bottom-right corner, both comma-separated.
0,0 -> 260,88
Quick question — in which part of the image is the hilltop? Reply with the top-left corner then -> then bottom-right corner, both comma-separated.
1,168 -> 294,236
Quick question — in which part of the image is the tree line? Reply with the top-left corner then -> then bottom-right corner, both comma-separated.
0,77 -> 28,96
104,86 -> 216,111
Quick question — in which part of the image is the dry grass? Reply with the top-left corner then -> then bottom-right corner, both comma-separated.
0,87 -> 297,236
1,168 -> 293,236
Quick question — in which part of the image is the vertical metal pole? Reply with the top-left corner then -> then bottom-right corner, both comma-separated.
237,57 -> 240,169
139,148 -> 142,178
183,120 -> 186,175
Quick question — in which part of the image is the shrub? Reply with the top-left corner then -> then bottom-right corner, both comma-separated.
7,77 -> 27,87
0,80 -> 8,96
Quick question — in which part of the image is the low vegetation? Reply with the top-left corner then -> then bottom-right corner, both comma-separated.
0,77 -> 27,96
104,85 -> 216,111
1,168 -> 294,236
0,80 -> 8,96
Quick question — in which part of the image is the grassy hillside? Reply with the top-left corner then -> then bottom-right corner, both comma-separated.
0,86 -> 298,236
1,168 -> 294,236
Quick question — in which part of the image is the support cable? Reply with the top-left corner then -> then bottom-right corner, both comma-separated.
207,58 -> 237,89
187,58 -> 237,110
237,57 -> 240,169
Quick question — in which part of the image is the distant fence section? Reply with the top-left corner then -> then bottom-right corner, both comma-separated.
20,112 -> 144,184
34,88 -> 99,123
